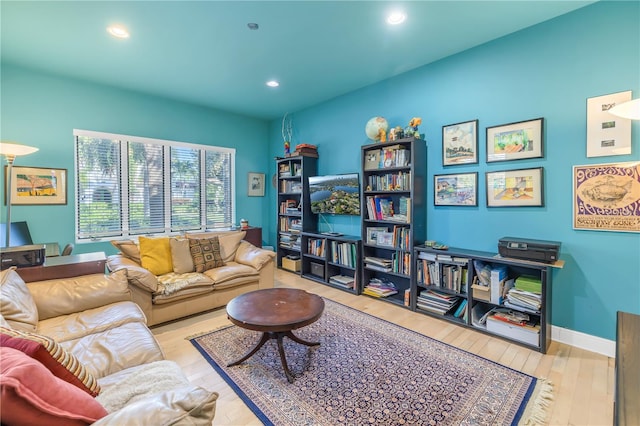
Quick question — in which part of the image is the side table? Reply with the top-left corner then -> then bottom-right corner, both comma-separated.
15,252 -> 107,282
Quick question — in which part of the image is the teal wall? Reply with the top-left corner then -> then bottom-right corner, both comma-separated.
1,64 -> 271,253
268,1 -> 640,341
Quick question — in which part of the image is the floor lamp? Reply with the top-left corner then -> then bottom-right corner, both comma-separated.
1,142 -> 39,247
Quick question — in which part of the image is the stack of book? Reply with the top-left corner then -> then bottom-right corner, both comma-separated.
329,274 -> 355,289
364,256 -> 392,272
416,289 -> 460,315
486,308 -> 540,346
504,276 -> 542,312
363,278 -> 397,297
291,143 -> 318,158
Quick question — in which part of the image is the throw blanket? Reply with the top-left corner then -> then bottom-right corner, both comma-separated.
156,272 -> 209,296
96,360 -> 190,412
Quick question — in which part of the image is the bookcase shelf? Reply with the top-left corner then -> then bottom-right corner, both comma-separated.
276,156 -> 317,273
413,245 -> 557,353
300,232 -> 362,294
361,137 -> 426,307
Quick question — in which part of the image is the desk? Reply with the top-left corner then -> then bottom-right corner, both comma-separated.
16,252 -> 106,282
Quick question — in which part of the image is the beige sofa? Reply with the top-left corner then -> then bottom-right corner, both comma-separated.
0,267 -> 218,425
106,230 -> 276,326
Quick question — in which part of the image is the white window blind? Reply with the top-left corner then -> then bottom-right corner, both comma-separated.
74,129 -> 235,242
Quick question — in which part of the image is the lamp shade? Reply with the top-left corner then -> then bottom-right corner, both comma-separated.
0,142 -> 39,157
608,98 -> 640,120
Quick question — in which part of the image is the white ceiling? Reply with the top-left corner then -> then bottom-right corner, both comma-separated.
1,1 -> 595,120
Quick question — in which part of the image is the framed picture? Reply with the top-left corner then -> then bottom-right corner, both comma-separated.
486,167 -> 544,207
4,166 -> 67,205
586,91 -> 632,158
248,172 -> 265,197
573,161 -> 640,232
486,118 -> 544,163
442,119 -> 478,166
434,172 -> 478,206
366,226 -> 388,245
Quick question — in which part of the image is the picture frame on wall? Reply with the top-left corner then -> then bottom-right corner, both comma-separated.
485,167 -> 544,207
442,119 -> 478,166
4,166 -> 67,205
586,90 -> 632,158
434,172 -> 478,206
486,117 -> 544,163
248,172 -> 265,197
573,161 -> 640,233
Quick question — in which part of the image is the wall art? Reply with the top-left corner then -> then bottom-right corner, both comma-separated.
248,172 -> 265,197
586,91 -> 632,157
442,119 -> 478,166
486,167 -> 544,207
434,172 -> 478,206
573,161 -> 640,232
486,118 -> 543,163
4,166 -> 67,205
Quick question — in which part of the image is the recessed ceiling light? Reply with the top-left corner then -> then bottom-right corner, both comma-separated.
107,25 -> 130,39
266,80 -> 279,87
247,23 -> 259,30
386,12 -> 406,25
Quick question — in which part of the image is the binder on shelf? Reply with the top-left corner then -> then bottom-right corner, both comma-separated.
490,265 -> 508,304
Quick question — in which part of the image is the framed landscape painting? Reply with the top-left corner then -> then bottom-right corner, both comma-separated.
486,118 -> 544,163
4,166 -> 67,205
486,167 -> 543,207
434,172 -> 478,206
442,119 -> 478,166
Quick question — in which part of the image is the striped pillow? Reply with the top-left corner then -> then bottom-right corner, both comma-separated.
0,327 -> 100,396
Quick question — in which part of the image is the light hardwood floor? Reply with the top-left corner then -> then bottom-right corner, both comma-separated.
152,269 -> 615,425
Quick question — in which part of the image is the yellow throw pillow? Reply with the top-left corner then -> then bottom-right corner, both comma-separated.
139,236 -> 173,276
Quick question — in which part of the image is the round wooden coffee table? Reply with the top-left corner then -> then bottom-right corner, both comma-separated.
226,288 -> 325,383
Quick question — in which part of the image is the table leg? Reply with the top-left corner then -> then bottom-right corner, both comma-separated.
276,333 -> 295,383
227,332 -> 270,367
285,330 -> 320,347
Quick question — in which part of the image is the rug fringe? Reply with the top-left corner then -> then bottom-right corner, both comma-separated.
185,325 -> 233,341
520,378 -> 554,426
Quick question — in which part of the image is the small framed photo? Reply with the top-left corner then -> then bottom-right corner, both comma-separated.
248,172 -> 265,197
486,167 -> 544,207
486,118 -> 544,163
4,166 -> 67,205
442,119 -> 478,166
434,172 -> 478,206
366,226 -> 388,245
586,91 -> 632,157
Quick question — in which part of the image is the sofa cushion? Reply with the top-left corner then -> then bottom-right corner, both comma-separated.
0,327 -> 100,396
189,237 -> 224,272
0,267 -> 38,332
169,237 -> 195,273
203,261 -> 259,285
26,270 -> 130,321
107,255 -> 159,293
0,347 -> 108,426
235,240 -> 276,270
186,230 -> 246,263
139,236 -> 173,275
110,239 -> 140,263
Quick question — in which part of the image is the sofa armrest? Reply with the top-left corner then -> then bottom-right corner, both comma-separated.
26,270 -> 131,321
107,255 -> 159,293
234,241 -> 276,271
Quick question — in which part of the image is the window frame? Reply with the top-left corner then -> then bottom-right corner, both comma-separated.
73,129 -> 235,243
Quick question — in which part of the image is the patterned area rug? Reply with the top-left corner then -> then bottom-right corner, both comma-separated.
190,299 -> 548,425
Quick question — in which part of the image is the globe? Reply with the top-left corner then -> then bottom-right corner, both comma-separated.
365,116 -> 388,141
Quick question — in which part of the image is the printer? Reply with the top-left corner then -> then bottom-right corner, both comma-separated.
498,237 -> 561,264
0,244 -> 46,269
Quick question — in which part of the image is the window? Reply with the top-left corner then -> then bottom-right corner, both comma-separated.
74,129 -> 235,242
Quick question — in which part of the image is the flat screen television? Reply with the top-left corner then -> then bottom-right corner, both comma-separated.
309,173 -> 361,216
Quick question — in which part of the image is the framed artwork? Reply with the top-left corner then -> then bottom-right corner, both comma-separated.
442,119 -> 478,166
366,226 -> 388,245
434,172 -> 478,206
4,166 -> 67,205
586,91 -> 632,158
486,118 -> 544,163
486,167 -> 544,207
573,161 -> 640,233
248,172 -> 265,197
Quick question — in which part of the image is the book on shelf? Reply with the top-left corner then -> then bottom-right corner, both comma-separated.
364,149 -> 381,171
329,274 -> 355,289
363,277 -> 398,298
490,265 -> 509,304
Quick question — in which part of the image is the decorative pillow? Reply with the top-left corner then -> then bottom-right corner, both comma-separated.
186,230 -> 246,263
110,240 -> 141,264
235,240 -> 276,270
189,237 -> 224,273
0,347 -> 108,426
139,236 -> 173,276
0,326 -> 101,396
170,237 -> 195,274
0,267 -> 38,332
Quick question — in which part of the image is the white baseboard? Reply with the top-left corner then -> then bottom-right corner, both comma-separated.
551,325 -> 615,358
